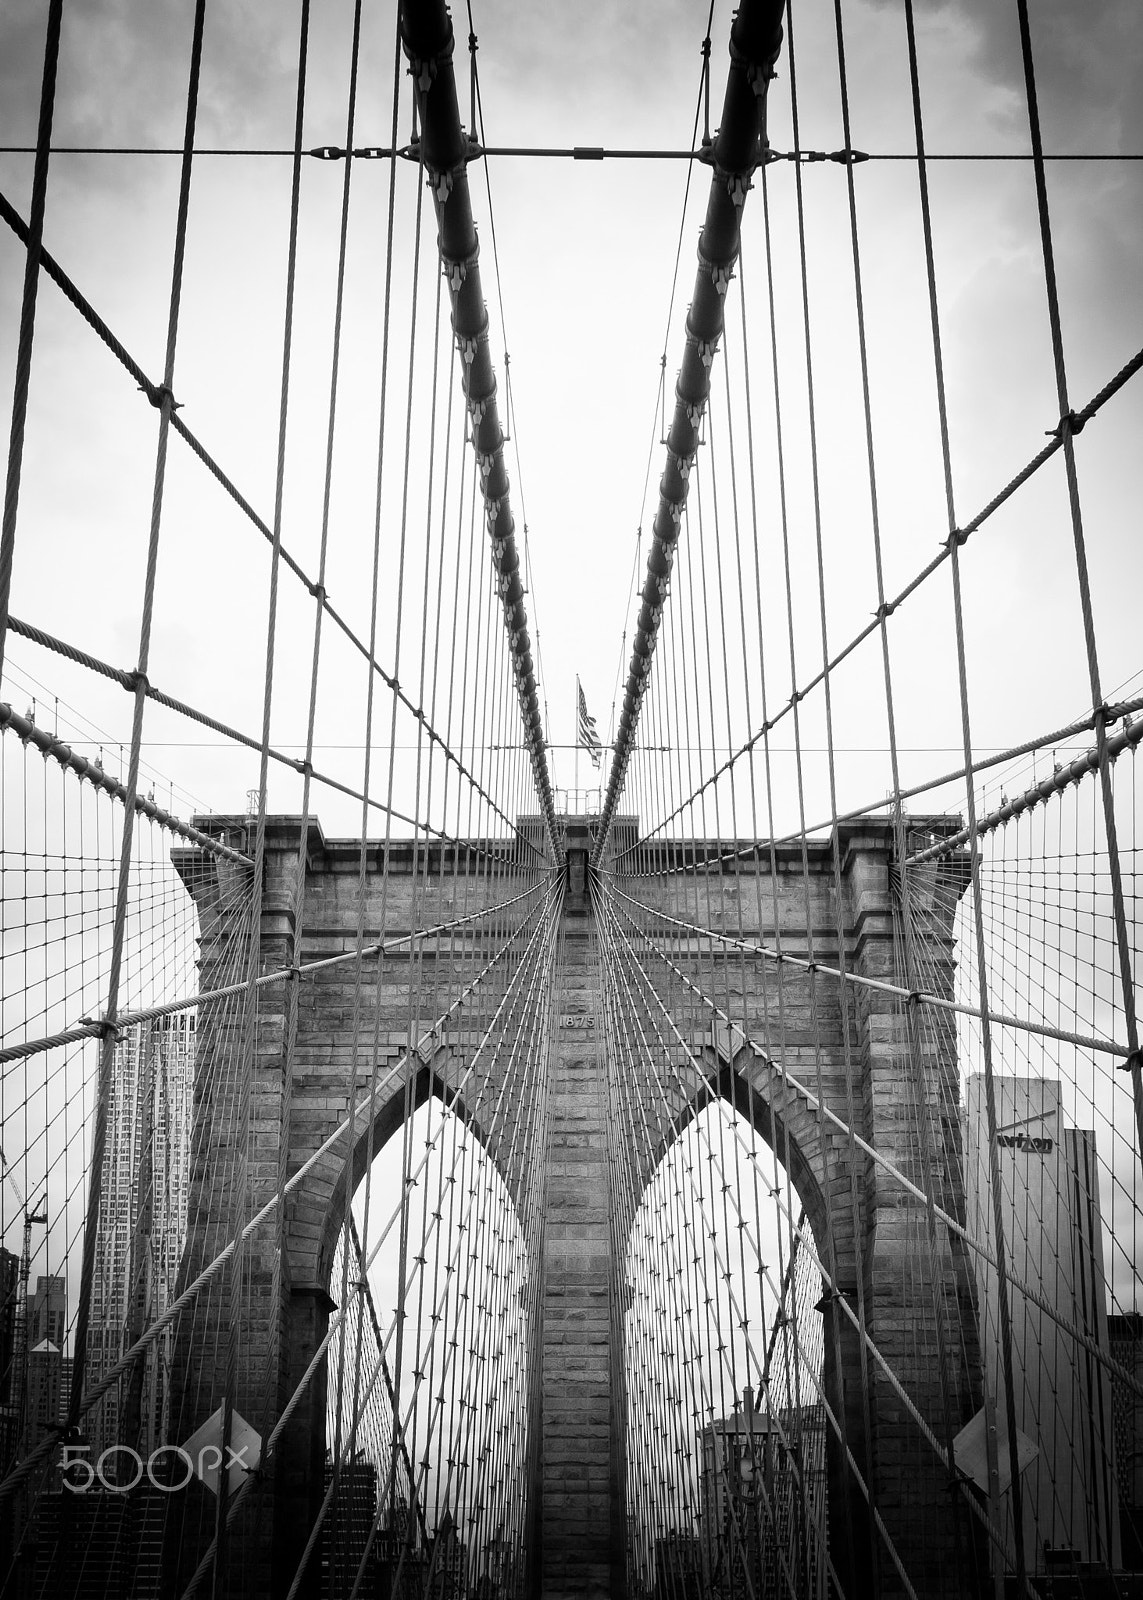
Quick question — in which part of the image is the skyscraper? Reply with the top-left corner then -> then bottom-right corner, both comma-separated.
964,1074 -> 1120,1575
1107,1312 -> 1143,1569
0,1249 -> 21,1471
27,1339 -> 63,1453
85,1014 -> 193,1466
28,1275 -> 67,1350
0,1249 -> 19,1409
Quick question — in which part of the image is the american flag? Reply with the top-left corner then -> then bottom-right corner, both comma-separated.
576,677 -> 602,768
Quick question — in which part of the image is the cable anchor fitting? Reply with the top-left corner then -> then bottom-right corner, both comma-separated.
308,146 -> 346,162
724,171 -> 752,209
443,244 -> 479,293
427,165 -> 455,204
408,55 -> 439,95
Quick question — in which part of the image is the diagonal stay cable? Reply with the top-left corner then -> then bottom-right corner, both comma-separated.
2,615 -> 527,864
623,691 -> 1143,883
596,0 -> 787,861
0,0 -> 63,689
0,878 -> 548,1067
605,878 -> 1133,1060
0,187 -> 540,862
0,877 -> 558,1506
0,702 -> 249,864
400,0 -> 560,860
174,881 -> 562,1598
601,881 -> 1143,1407
612,341 -> 1143,862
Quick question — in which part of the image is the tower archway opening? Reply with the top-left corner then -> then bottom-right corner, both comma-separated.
624,1099 -> 829,1600
321,1092 -> 534,1599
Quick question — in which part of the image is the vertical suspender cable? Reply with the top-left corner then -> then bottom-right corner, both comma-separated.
399,0 -> 560,865
69,0 -> 208,1434
1012,0 -> 1143,1180
594,0 -> 786,864
222,0 -> 314,1580
0,0 -> 64,688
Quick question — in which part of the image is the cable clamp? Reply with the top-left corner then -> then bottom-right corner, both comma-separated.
697,241 -> 734,297
685,331 -> 710,368
875,599 -> 897,622
308,145 -> 346,161
1119,1048 -> 1143,1075
667,449 -> 692,484
309,580 -> 327,603
141,381 -> 181,412
80,1016 -> 121,1042
944,527 -> 968,550
728,36 -> 776,98
127,669 -> 151,694
443,245 -> 479,293
1050,409 -> 1085,440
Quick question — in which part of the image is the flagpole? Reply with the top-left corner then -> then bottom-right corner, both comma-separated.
574,676 -> 580,810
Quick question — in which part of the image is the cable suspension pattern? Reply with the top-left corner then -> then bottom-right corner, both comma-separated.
400,0 -> 560,863
0,1 -> 1139,1597
596,0 -> 786,860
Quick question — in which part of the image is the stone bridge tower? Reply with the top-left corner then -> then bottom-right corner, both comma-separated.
168,812 -> 979,1598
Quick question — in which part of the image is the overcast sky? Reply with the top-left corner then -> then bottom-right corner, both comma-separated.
0,0 -> 1140,842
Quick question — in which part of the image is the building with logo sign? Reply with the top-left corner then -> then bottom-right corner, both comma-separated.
964,1074 -> 1120,1575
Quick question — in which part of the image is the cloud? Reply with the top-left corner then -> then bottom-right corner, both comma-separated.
2,0 -> 299,163
953,0 -> 1143,152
